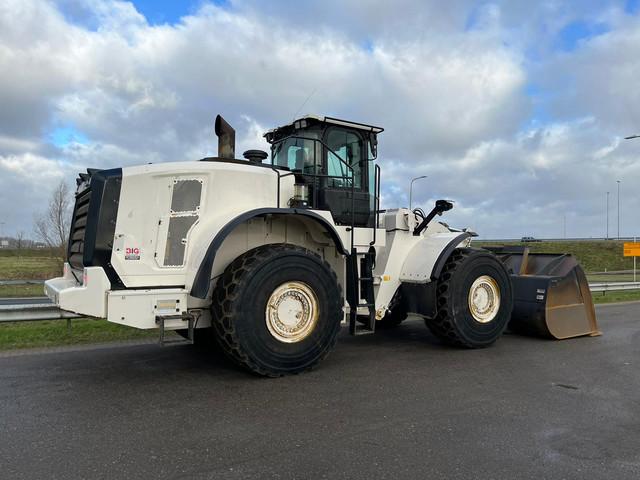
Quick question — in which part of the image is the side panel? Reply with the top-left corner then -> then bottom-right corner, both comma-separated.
110,161 -> 294,288
371,216 -> 422,317
371,209 -> 460,318
108,288 -> 188,329
399,232 -> 472,284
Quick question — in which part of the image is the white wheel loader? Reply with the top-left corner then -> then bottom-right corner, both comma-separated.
45,114 -> 599,376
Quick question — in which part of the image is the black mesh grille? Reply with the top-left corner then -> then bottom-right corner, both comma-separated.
67,186 -> 91,271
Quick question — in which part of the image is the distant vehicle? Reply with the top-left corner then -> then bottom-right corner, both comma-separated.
521,236 -> 541,243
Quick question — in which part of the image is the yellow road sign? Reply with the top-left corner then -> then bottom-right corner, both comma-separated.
623,242 -> 640,257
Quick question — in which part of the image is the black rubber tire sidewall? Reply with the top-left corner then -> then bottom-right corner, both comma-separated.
448,253 -> 512,346
219,247 -> 342,375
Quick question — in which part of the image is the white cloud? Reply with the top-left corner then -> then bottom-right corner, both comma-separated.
0,0 -> 638,239
0,152 -> 75,233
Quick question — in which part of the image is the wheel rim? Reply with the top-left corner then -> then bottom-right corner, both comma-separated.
468,275 -> 501,324
265,281 -> 319,343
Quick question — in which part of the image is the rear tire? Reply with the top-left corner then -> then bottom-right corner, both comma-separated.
425,248 -> 513,348
211,244 -> 343,377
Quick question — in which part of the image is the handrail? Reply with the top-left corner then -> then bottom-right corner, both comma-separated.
268,167 -> 295,208
370,163 -> 381,246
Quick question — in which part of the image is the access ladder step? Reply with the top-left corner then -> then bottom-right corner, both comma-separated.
349,314 -> 376,336
156,314 -> 195,346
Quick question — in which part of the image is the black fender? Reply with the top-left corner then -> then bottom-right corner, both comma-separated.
190,208 -> 349,299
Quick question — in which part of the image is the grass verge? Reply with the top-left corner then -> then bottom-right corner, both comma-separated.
0,255 -> 62,280
591,289 -> 640,305
0,318 -> 164,351
0,284 -> 45,298
475,240 -> 634,272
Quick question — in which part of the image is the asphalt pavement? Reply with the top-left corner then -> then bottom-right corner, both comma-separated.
1,303 -> 639,479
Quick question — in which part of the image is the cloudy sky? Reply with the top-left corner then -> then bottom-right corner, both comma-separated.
0,0 -> 639,239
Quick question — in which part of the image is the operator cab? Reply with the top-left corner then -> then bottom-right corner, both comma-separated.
264,115 -> 383,228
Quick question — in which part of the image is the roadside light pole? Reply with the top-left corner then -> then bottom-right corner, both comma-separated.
625,135 -> 639,278
617,180 -> 621,239
606,191 -> 610,240
624,134 -> 639,240
409,175 -> 427,211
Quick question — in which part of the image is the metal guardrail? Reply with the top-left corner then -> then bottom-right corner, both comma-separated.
0,300 -> 80,322
589,282 -> 640,293
1,281 -> 640,324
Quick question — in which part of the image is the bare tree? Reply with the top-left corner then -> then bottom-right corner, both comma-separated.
34,180 -> 72,259
15,231 -> 25,251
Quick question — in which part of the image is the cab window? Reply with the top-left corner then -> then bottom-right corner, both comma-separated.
272,137 -> 317,173
325,128 -> 364,189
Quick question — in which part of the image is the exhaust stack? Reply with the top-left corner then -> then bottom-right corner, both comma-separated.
215,115 -> 235,159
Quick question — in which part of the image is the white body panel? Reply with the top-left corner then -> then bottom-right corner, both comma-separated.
108,288 -> 189,329
399,232 -> 469,284
369,209 -> 468,318
111,161 -> 293,288
44,265 -> 110,317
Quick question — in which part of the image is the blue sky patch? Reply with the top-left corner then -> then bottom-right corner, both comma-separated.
48,126 -> 89,147
523,83 -> 553,127
361,39 -> 374,53
464,2 -> 486,31
57,0 -> 230,28
625,0 -> 640,14
555,21 -> 610,51
131,0 -> 230,25
131,0 -> 196,25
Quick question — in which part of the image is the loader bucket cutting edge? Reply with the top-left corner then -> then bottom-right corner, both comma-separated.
488,247 -> 600,340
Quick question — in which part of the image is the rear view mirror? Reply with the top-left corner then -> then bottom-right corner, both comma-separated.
369,133 -> 378,159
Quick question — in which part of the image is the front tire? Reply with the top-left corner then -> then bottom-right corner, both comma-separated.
425,248 -> 513,348
211,244 -> 343,377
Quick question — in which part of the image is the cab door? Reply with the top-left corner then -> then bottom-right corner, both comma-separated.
319,127 -> 373,228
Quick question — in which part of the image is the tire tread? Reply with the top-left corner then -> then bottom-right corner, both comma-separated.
425,248 -> 509,348
211,243 -> 342,377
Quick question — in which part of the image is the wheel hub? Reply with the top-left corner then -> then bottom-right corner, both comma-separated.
468,275 -> 500,323
265,281 -> 319,343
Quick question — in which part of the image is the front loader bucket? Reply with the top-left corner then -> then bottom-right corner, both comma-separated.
489,247 -> 600,340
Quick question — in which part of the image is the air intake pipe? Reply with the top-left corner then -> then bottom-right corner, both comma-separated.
215,115 -> 235,159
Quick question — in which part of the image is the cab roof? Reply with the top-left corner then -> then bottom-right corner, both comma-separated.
265,115 -> 384,137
